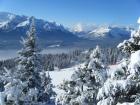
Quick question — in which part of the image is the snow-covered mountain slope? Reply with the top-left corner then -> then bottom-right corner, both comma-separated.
0,12 -> 65,31
0,12 -> 132,49
0,12 -> 88,49
71,25 -> 133,49
73,25 -> 133,39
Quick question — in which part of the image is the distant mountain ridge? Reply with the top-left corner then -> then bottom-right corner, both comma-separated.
0,12 -> 65,31
73,25 -> 133,39
0,12 -> 132,49
0,12 -> 85,49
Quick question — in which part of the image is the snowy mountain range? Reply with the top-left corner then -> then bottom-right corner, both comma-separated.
0,12 -> 132,49
73,25 -> 132,39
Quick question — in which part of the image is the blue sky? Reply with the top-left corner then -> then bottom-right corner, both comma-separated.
0,0 -> 140,27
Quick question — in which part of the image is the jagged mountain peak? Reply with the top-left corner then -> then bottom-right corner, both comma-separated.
0,12 -> 66,32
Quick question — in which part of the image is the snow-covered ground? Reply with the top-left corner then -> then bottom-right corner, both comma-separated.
117,103 -> 134,105
49,64 -> 118,94
49,67 -> 76,94
48,64 -> 116,95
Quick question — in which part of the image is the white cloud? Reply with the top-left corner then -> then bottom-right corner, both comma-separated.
138,17 -> 140,29
73,23 -> 96,32
137,17 -> 140,24
74,23 -> 83,32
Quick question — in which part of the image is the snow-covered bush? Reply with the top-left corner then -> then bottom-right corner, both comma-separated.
118,26 -> 140,54
57,46 -> 107,105
97,18 -> 140,105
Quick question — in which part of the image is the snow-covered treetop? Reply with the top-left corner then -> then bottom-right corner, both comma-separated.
88,45 -> 107,69
137,17 -> 140,24
17,17 -> 42,82
88,45 -> 102,69
117,20 -> 140,54
19,17 -> 39,56
90,45 -> 101,59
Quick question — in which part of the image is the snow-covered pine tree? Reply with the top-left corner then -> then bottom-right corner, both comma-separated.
0,17 -> 55,105
17,17 -> 41,83
80,45 -> 107,105
16,17 -> 42,104
17,17 -> 56,104
0,67 -> 29,105
87,45 -> 107,86
57,80 -> 79,105
57,45 -> 107,105
97,18 -> 140,105
118,24 -> 140,54
39,71 -> 56,104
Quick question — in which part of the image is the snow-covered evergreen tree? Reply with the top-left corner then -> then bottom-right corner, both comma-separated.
0,17 -> 55,105
57,80 -> 79,105
39,71 -> 56,104
16,17 -> 42,104
0,67 -> 28,105
97,18 -> 140,105
118,23 -> 140,54
17,17 -> 41,84
57,46 -> 107,105
17,17 -> 55,104
87,45 -> 107,85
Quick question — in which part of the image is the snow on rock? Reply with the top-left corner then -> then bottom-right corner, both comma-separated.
0,21 -> 9,28
79,25 -> 132,39
16,19 -> 29,27
89,26 -> 110,37
7,14 -> 15,21
0,13 -> 15,28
